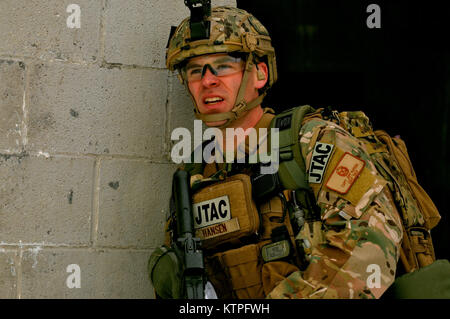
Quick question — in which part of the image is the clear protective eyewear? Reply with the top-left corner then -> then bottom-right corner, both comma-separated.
180,55 -> 245,82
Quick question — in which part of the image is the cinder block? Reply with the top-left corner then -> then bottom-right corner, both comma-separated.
0,60 -> 25,152
27,62 -> 167,158
0,155 -> 94,244
97,159 -> 176,248
0,0 -> 101,63
20,248 -> 155,298
0,249 -> 19,299
104,0 -> 236,68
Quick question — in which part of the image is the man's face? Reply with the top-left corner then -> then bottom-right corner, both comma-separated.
183,53 -> 267,127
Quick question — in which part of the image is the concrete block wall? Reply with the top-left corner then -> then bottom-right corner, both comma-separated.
0,0 -> 236,298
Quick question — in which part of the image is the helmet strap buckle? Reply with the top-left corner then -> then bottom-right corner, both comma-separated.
232,101 -> 248,119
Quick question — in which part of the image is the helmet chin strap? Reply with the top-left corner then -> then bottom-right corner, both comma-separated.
188,53 -> 267,129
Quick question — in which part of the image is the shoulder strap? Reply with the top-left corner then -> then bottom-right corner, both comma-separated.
270,105 -> 316,190
181,138 -> 211,177
183,161 -> 204,176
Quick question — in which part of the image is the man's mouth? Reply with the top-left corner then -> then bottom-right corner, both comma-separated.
203,97 -> 224,105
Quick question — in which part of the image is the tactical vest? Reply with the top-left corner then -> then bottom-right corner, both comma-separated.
181,111 -> 304,299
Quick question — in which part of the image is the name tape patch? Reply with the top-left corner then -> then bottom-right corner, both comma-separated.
195,218 -> 240,240
308,142 -> 334,183
193,195 -> 231,229
326,152 -> 365,194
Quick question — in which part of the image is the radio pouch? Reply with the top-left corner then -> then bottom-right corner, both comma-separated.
206,244 -> 265,299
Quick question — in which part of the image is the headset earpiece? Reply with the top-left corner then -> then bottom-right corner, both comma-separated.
257,69 -> 266,81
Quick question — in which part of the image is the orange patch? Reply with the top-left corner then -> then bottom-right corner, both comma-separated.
325,152 -> 365,194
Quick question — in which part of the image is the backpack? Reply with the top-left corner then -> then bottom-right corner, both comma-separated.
272,105 -> 450,298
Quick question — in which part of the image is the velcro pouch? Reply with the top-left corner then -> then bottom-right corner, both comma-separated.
261,261 -> 299,296
259,196 -> 302,266
206,244 -> 265,299
192,174 -> 260,249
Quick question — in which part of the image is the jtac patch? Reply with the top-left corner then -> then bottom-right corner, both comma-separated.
193,195 -> 231,229
308,142 -> 334,183
326,152 -> 365,194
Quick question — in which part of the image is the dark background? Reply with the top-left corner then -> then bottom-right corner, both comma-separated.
237,0 -> 450,260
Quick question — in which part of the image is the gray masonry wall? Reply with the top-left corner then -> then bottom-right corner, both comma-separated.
0,0 -> 235,298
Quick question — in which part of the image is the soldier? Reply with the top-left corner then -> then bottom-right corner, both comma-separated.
149,5 -> 419,299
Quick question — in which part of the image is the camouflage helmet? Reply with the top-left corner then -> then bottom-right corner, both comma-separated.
167,6 -> 277,88
166,6 -> 278,127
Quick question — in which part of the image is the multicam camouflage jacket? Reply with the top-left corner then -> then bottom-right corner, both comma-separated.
267,110 -> 403,298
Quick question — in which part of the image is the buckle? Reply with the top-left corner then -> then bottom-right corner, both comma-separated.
320,107 -> 341,125
408,226 -> 430,238
331,110 -> 341,125
231,101 -> 247,119
408,226 -> 433,255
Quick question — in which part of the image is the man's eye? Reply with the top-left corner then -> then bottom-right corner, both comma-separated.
188,68 -> 202,75
216,64 -> 232,70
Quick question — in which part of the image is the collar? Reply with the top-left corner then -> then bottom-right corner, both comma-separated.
203,108 -> 275,175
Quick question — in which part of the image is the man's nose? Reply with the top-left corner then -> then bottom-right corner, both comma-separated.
201,67 -> 220,87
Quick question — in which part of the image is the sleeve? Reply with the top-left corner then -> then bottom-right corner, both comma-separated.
267,118 -> 403,299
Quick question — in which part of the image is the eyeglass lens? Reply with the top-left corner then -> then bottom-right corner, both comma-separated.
182,56 -> 244,82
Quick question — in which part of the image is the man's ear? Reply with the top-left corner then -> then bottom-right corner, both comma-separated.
254,62 -> 268,89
